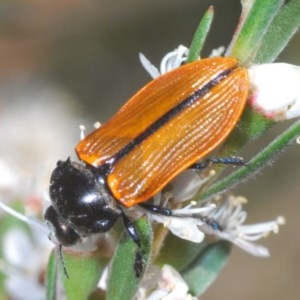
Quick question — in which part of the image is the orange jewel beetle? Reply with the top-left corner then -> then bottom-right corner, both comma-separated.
44,56 -> 249,277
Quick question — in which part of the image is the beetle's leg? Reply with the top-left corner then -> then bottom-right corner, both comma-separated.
139,203 -> 224,232
121,211 -> 144,277
139,203 -> 173,216
190,156 -> 245,170
134,250 -> 144,278
121,211 -> 141,247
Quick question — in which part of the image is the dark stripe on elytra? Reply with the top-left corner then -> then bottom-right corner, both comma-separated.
110,65 -> 238,167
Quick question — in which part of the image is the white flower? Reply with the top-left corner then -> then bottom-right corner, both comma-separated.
248,63 -> 300,121
147,190 -> 284,257
0,200 -> 53,300
0,160 -> 18,193
139,45 -> 189,79
148,203 -> 215,243
139,45 -> 227,80
99,264 -> 197,300
136,265 -> 197,300
200,195 -> 285,257
145,169 -> 216,243
1,227 -> 52,300
0,88 -> 82,298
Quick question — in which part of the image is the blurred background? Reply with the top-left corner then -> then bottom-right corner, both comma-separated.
0,0 -> 299,299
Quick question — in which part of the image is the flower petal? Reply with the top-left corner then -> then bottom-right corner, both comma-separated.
149,214 -> 204,243
139,53 -> 161,78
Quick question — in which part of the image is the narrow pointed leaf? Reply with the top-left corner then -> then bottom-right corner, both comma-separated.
187,6 -> 214,62
255,0 -> 300,63
46,249 -> 58,300
182,241 -> 231,297
228,0 -> 284,64
107,217 -> 152,300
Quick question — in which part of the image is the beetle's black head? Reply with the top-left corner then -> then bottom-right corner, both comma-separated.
44,158 -> 121,247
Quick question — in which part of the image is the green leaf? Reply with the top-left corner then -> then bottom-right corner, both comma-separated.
46,249 -> 105,300
187,6 -> 214,62
46,249 -> 57,300
61,248 -> 108,300
107,217 -> 153,300
228,0 -> 284,64
182,241 -> 231,297
254,0 -> 300,63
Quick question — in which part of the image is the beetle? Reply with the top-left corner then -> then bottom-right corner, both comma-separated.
44,57 -> 249,277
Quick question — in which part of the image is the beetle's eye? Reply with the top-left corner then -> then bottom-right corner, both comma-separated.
44,206 -> 81,246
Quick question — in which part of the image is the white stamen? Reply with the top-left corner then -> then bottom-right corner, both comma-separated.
93,121 -> 101,129
0,201 -> 48,234
209,46 -> 225,57
139,53 -> 161,79
140,45 -> 189,79
79,125 -> 86,140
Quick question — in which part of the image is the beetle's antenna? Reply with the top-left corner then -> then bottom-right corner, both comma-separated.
57,245 -> 69,279
190,156 -> 246,170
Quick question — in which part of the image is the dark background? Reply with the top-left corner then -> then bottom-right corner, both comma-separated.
0,1 -> 299,299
